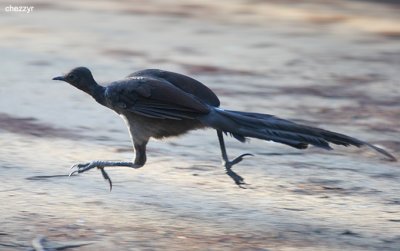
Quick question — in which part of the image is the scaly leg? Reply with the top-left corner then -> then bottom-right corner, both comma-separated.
69,161 -> 142,191
217,130 -> 253,188
69,142 -> 147,191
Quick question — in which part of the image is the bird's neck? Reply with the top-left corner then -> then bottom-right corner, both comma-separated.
89,84 -> 106,106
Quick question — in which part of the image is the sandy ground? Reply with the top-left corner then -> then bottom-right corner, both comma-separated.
0,0 -> 399,250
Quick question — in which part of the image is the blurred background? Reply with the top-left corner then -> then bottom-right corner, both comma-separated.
0,0 -> 399,250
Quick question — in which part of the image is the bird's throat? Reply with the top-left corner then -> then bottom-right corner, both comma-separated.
90,84 -> 107,106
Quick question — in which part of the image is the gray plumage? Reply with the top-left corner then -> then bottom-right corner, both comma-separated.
53,67 -> 397,190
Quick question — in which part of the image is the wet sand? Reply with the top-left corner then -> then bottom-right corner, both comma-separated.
0,0 -> 399,250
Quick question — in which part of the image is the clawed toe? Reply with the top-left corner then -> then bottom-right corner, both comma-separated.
67,161 -> 139,191
70,162 -> 88,170
226,168 -> 247,188
69,162 -> 98,176
230,153 -> 253,165
99,167 -> 113,191
69,162 -> 113,191
223,153 -> 253,188
68,170 -> 79,177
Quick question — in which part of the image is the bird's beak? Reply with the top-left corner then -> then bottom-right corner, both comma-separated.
52,76 -> 65,81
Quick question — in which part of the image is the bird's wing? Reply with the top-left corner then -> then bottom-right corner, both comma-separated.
128,69 -> 220,107
105,77 -> 210,120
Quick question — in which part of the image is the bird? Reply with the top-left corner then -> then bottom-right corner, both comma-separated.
53,67 -> 396,190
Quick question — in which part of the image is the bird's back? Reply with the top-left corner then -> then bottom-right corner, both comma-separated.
127,69 -> 220,107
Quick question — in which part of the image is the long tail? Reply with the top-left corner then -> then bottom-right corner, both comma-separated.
201,108 -> 396,161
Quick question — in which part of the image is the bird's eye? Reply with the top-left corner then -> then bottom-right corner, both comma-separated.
67,74 -> 76,81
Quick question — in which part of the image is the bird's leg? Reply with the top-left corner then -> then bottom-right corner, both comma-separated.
69,142 -> 147,191
217,130 -> 253,188
69,161 -> 141,175
69,161 -> 142,191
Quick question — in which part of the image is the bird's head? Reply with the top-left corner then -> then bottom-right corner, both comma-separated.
53,67 -> 96,93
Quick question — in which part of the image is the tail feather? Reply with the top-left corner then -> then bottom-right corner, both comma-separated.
202,108 -> 396,161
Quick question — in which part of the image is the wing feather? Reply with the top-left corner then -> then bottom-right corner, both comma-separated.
105,77 -> 210,120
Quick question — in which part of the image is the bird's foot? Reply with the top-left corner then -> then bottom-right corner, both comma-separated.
69,161 -> 140,191
69,161 -> 100,176
69,161 -> 113,190
223,153 -> 253,188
